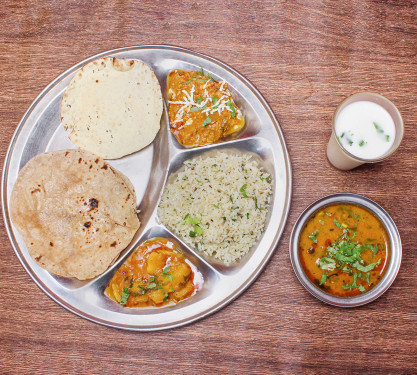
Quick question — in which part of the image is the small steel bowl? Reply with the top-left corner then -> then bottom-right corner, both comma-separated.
289,193 -> 402,307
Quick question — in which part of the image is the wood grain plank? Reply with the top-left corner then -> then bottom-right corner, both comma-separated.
0,1 -> 416,374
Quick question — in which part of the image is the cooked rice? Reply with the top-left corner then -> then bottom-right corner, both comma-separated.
157,151 -> 272,264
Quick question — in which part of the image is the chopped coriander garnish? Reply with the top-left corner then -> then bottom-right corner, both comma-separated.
358,284 -> 366,292
325,212 -> 332,216
193,224 -> 203,235
146,282 -> 157,289
196,96 -> 203,104
341,132 -> 345,138
162,266 -> 170,275
309,229 -> 319,244
183,78 -> 208,85
189,231 -> 196,237
386,135 -> 390,142
226,100 -> 236,118
202,117 -> 212,127
359,140 -> 365,147
212,96 -> 218,105
334,219 -> 343,229
184,214 -> 201,225
190,104 -> 207,112
320,272 -> 327,285
319,219 -> 325,226
196,67 -> 204,76
240,184 -> 250,198
120,287 -> 130,305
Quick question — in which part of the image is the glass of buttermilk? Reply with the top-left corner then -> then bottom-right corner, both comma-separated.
327,93 -> 404,170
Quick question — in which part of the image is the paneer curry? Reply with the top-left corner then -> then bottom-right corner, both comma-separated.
105,237 -> 203,307
167,69 -> 245,146
299,204 -> 389,297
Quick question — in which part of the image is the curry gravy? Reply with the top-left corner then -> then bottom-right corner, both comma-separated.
167,69 -> 244,146
105,238 -> 202,307
299,204 -> 389,297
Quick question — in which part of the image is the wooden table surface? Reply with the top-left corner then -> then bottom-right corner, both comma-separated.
1,1 -> 416,374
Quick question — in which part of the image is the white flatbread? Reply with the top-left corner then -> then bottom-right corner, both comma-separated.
61,57 -> 163,159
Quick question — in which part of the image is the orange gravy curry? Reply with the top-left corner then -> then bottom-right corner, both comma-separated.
167,69 -> 244,146
105,237 -> 203,307
299,204 -> 389,297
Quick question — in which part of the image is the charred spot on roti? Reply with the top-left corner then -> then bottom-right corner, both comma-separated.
88,198 -> 98,211
50,242 -> 54,246
84,222 -> 91,228
111,241 -> 117,247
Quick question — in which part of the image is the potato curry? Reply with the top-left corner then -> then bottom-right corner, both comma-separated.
167,69 -> 245,146
299,204 -> 389,297
105,237 -> 202,307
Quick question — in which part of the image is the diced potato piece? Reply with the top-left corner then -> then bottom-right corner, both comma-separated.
173,281 -> 194,300
170,263 -> 192,290
130,294 -> 149,306
148,289 -> 165,305
112,284 -> 121,302
146,252 -> 166,274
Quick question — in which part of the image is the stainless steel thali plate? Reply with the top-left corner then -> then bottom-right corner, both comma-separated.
2,45 -> 291,331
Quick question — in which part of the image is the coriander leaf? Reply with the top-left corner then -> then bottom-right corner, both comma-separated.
189,231 -> 196,237
319,219 -> 325,225
386,135 -> 390,142
334,219 -> 343,229
183,78 -> 208,85
342,284 -> 351,290
358,284 -> 366,292
162,266 -> 170,275
168,274 -> 173,281
308,229 -> 319,244
190,104 -> 207,112
146,282 -> 157,289
184,214 -> 201,225
196,67 -> 204,75
320,272 -> 327,285
359,140 -> 365,147
120,287 -> 130,305
196,96 -> 203,104
319,257 -> 336,271
193,224 -> 203,235
240,184 -> 250,198
226,100 -> 236,118
202,117 -> 212,127
352,258 -> 381,272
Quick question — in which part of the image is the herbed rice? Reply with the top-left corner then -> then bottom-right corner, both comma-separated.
157,152 -> 272,264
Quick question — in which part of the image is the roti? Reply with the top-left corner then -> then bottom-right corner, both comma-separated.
10,149 -> 140,280
61,57 -> 163,159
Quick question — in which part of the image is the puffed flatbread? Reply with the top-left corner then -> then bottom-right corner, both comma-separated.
61,57 -> 163,159
10,149 -> 140,280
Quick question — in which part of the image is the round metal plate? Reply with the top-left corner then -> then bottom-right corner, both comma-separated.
2,45 -> 292,330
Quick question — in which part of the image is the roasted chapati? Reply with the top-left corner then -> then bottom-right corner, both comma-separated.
10,149 -> 140,280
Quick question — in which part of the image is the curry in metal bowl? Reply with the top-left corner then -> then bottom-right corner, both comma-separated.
299,204 -> 389,297
290,193 -> 402,307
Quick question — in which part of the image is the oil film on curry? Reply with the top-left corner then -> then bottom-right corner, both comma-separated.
3,46 -> 291,329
